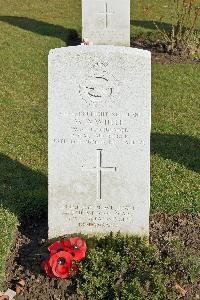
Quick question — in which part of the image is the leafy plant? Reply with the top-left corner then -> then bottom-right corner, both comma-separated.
155,0 -> 200,56
74,233 -> 199,300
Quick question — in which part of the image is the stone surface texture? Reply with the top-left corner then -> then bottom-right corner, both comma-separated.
82,0 -> 130,46
48,46 -> 151,238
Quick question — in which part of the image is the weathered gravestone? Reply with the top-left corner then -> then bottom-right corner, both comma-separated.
82,0 -> 130,46
48,46 -> 151,238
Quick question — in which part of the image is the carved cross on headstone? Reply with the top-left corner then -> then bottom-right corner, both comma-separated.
82,0 -> 130,46
97,2 -> 114,28
82,149 -> 117,200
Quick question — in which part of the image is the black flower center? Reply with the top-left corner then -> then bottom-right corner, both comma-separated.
74,244 -> 79,250
57,257 -> 66,265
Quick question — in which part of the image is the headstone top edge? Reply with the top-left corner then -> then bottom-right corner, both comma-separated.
82,0 -> 130,2
48,46 -> 151,58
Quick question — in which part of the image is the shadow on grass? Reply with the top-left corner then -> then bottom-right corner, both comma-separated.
0,153 -> 47,221
131,20 -> 172,32
151,133 -> 200,173
0,153 -> 48,284
0,16 -> 78,43
131,20 -> 200,37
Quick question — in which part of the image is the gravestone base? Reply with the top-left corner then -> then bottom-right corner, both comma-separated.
48,46 -> 151,239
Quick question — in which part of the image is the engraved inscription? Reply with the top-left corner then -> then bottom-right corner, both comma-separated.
54,111 -> 142,145
64,204 -> 135,229
85,31 -> 126,39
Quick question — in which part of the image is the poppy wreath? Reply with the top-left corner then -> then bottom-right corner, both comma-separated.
42,237 -> 87,279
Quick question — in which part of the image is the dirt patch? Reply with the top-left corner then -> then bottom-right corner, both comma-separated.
150,213 -> 200,252
3,213 -> 200,300
4,218 -> 80,300
131,37 -> 200,64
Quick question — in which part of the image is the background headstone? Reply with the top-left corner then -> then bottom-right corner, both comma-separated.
48,46 -> 151,238
82,0 -> 130,46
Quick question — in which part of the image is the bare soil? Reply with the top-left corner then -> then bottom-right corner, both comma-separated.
131,37 -> 200,64
3,213 -> 200,300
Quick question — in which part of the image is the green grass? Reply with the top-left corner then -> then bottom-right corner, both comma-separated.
0,0 -> 199,289
151,64 -> 200,213
0,209 -> 18,286
130,0 -> 200,39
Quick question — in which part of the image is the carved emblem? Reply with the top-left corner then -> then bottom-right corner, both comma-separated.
79,62 -> 119,106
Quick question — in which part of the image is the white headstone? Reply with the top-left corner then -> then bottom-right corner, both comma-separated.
48,46 -> 151,238
82,0 -> 130,46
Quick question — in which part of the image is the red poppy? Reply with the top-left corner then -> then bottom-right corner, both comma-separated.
49,251 -> 73,279
41,259 -> 55,278
42,237 -> 86,279
68,237 -> 87,262
48,239 -> 71,255
70,237 -> 87,253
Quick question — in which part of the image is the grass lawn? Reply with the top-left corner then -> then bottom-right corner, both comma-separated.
0,0 -> 199,289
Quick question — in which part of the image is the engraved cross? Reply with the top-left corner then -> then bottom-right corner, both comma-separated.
82,149 -> 117,200
97,2 -> 114,28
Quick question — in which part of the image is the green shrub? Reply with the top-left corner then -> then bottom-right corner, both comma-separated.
155,0 -> 200,56
75,233 -> 199,300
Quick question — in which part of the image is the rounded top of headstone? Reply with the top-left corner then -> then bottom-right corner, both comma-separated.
48,46 -> 151,60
